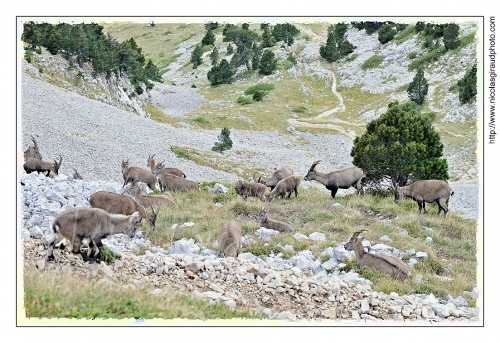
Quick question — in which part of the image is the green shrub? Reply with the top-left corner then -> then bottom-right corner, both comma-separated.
194,116 -> 208,125
24,49 -> 32,63
244,83 -> 275,95
361,55 -> 383,70
237,96 -> 253,105
252,90 -> 266,101
407,51 -> 418,59
291,105 -> 307,113
100,245 -> 121,263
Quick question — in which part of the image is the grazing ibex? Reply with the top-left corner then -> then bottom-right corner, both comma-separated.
254,167 -> 293,191
234,180 -> 267,202
89,190 -> 158,231
73,168 -> 83,180
304,160 -> 364,198
256,207 -> 295,232
265,175 -> 301,202
344,230 -> 410,280
130,181 -> 176,208
23,154 -> 62,176
122,159 -> 159,191
147,154 -> 186,178
23,135 -> 42,161
47,207 -> 142,263
394,180 -> 454,218
218,220 -> 242,258
153,162 -> 201,192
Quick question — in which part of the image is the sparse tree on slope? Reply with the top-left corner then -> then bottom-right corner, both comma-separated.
407,68 -> 429,105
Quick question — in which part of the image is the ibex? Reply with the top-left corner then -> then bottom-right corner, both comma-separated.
147,154 -> 186,178
344,230 -> 410,280
254,167 -> 293,191
23,135 -> 42,161
89,190 -> 158,231
122,159 -> 159,191
265,175 -> 301,202
234,180 -> 267,202
47,207 -> 142,263
130,181 -> 176,208
218,220 -> 242,258
304,160 -> 364,198
73,168 -> 83,180
23,154 -> 62,176
394,179 -> 454,218
153,162 -> 201,193
256,207 -> 295,232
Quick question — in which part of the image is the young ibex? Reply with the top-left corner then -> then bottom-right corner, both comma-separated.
234,180 -> 267,202
256,207 -> 295,232
304,160 -> 364,198
47,207 -> 142,263
130,181 -> 176,208
147,154 -> 186,178
254,167 -> 293,191
23,135 -> 42,161
265,175 -> 301,202
218,220 -> 242,258
344,230 -> 410,280
23,154 -> 62,176
394,179 -> 454,218
73,168 -> 83,180
121,159 -> 159,191
89,190 -> 158,231
153,162 -> 201,193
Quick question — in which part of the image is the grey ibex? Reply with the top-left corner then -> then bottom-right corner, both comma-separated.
265,175 -> 301,202
234,180 -> 267,202
23,135 -> 42,161
153,162 -> 201,193
130,181 -> 176,208
394,180 -> 454,218
23,154 -> 62,176
256,207 -> 295,232
89,190 -> 158,231
344,230 -> 410,280
47,207 -> 142,263
304,160 -> 364,198
218,220 -> 243,258
122,159 -> 159,191
147,154 -> 186,178
254,167 -> 293,191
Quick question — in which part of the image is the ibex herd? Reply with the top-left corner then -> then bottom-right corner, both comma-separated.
23,135 -> 455,280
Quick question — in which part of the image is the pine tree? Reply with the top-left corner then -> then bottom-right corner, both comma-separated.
407,69 -> 429,105
351,101 -> 449,189
207,59 -> 235,85
210,46 -> 219,65
378,24 -> 396,44
212,127 -> 233,153
191,44 -> 204,68
261,26 -> 275,48
202,29 -> 216,46
458,64 -> 477,104
443,23 -> 460,50
258,50 -> 277,75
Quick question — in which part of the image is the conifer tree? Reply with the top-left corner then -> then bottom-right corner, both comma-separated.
443,23 -> 460,50
202,29 -> 216,46
210,46 -> 219,65
212,127 -> 233,153
407,69 -> 429,105
258,50 -> 277,75
458,64 -> 477,104
191,44 -> 204,68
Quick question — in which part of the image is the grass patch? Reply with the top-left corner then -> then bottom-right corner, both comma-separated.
408,46 -> 446,71
291,105 -> 307,113
361,55 -> 384,70
237,96 -> 253,105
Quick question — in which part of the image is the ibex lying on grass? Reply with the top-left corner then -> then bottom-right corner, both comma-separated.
265,175 -> 301,202
234,180 -> 267,202
394,179 -> 454,218
147,154 -> 186,178
344,230 -> 410,280
47,207 -> 142,263
254,167 -> 293,191
256,207 -> 295,232
23,154 -> 62,176
304,160 -> 364,198
130,181 -> 176,208
122,159 -> 159,191
23,135 -> 42,161
218,220 -> 242,258
89,190 -> 158,231
153,162 -> 201,192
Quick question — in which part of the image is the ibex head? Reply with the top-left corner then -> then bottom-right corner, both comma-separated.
53,155 -> 63,175
304,160 -> 321,181
344,229 -> 368,251
24,135 -> 42,160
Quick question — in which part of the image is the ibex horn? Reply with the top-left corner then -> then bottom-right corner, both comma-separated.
352,229 -> 368,238
309,160 -> 321,172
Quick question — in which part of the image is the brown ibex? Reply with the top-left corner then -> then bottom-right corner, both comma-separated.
89,190 -> 158,231
394,180 -> 454,218
254,167 -> 293,191
23,154 -> 62,176
153,162 -> 201,193
304,160 -> 364,198
47,207 -> 142,263
122,159 -> 159,191
265,175 -> 301,202
130,181 -> 176,208
256,207 -> 295,232
23,135 -> 42,161
73,168 -> 83,180
234,180 -> 267,202
218,220 -> 242,258
147,154 -> 186,178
